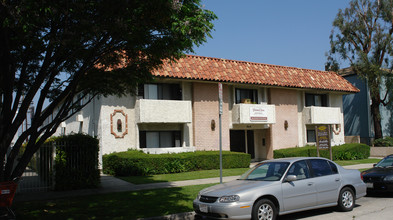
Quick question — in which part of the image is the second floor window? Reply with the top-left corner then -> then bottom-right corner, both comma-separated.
138,83 -> 181,100
235,88 -> 258,104
305,93 -> 327,107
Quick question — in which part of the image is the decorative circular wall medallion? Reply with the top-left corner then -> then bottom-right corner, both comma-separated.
110,109 -> 128,138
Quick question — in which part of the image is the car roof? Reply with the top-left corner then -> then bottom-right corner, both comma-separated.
260,157 -> 330,164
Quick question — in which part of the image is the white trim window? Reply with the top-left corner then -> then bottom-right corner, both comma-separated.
305,93 -> 328,107
138,83 -> 182,100
139,131 -> 181,148
235,88 -> 258,104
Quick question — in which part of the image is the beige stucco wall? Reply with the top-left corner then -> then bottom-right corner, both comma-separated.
99,96 -> 137,155
193,82 -> 230,151
269,88 -> 299,149
53,95 -> 137,167
329,94 -> 345,145
53,96 -> 101,138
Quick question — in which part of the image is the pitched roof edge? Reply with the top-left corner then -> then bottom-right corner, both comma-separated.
184,54 -> 335,74
154,54 -> 359,93
154,75 -> 360,93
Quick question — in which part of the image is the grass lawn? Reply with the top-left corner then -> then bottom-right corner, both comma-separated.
13,183 -> 216,220
334,158 -> 380,166
119,159 -> 381,185
119,167 -> 250,184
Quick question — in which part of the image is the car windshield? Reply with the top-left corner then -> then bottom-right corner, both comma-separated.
376,157 -> 393,168
239,162 -> 290,181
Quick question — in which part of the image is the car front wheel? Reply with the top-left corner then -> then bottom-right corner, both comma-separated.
252,199 -> 277,220
338,187 -> 355,212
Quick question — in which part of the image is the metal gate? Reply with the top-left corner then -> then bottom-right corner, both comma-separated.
17,144 -> 55,193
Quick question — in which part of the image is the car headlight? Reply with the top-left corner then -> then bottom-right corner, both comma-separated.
219,195 -> 240,203
384,175 -> 393,182
197,192 -> 201,200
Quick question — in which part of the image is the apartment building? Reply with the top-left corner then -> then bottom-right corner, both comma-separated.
55,55 -> 359,162
340,68 -> 393,145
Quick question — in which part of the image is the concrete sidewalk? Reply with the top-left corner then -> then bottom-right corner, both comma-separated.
341,163 -> 375,169
13,174 -> 240,202
13,163 -> 374,203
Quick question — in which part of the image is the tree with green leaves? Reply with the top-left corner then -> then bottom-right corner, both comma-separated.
327,0 -> 393,140
0,0 -> 216,181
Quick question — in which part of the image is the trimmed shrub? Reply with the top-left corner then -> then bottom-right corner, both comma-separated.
48,134 -> 100,191
374,137 -> 393,147
273,143 -> 370,160
102,150 -> 250,176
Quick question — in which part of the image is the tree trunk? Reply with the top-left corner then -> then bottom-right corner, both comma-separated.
371,98 -> 383,140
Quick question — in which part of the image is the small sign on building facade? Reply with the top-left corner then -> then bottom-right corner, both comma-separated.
249,106 -> 268,122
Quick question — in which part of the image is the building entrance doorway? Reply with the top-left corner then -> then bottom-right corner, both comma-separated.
230,130 -> 255,159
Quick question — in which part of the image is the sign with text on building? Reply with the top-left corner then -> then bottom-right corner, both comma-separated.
249,106 -> 268,122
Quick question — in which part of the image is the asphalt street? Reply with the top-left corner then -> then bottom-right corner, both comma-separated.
156,193 -> 393,220
279,192 -> 393,220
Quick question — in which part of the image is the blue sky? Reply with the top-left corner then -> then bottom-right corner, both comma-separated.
192,0 -> 351,71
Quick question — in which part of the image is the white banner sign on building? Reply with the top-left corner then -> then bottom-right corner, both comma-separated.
249,106 -> 268,122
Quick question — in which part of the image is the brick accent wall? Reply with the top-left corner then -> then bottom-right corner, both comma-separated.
193,82 -> 230,151
269,88 -> 299,149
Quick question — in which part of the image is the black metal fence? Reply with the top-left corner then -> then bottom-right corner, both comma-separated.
17,143 -> 56,193
15,134 -> 100,193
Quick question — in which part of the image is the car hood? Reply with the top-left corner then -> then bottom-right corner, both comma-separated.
199,180 -> 277,197
363,167 -> 393,176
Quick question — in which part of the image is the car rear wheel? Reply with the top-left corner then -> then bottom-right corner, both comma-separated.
338,187 -> 355,212
252,199 -> 277,220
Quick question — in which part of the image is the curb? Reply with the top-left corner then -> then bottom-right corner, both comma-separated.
137,212 -> 195,220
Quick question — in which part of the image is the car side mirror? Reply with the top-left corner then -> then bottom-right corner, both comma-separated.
373,164 -> 376,167
285,175 -> 297,182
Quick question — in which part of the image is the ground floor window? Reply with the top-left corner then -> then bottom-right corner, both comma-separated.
139,131 -> 181,148
307,129 -> 316,143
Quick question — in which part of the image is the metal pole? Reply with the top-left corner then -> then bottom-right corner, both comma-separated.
218,83 -> 223,184
219,113 -> 222,183
328,125 -> 332,160
315,126 -> 320,157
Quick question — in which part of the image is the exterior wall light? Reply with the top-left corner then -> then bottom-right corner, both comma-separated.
284,120 -> 288,130
211,119 -> 216,131
332,124 -> 341,135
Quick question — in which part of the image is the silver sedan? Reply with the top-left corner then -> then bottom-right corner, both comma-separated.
193,157 -> 366,220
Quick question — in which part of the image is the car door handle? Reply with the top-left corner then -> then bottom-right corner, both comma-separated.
307,182 -> 314,186
335,178 -> 341,182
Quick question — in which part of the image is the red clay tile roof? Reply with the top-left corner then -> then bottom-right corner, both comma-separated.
152,55 -> 359,93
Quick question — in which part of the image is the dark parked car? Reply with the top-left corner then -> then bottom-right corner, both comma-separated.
362,154 -> 393,192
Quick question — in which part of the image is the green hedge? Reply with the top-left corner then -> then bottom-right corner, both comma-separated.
374,137 -> 393,147
103,150 -> 251,176
273,143 -> 370,160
